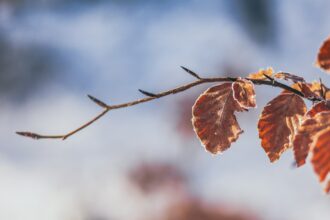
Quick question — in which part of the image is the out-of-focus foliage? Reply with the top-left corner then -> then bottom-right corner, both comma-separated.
129,161 -> 259,220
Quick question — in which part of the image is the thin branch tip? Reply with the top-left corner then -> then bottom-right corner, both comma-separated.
16,131 -> 40,140
87,94 -> 108,108
180,66 -> 201,79
138,89 -> 158,97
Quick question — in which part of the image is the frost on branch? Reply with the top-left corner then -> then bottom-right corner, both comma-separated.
293,111 -> 330,167
192,81 -> 256,154
258,91 -> 306,162
311,128 -> 330,193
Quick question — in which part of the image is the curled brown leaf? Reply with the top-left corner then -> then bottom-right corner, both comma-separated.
316,36 -> 330,72
192,83 -> 249,154
232,78 -> 256,109
311,128 -> 330,184
293,111 -> 330,167
258,91 -> 306,162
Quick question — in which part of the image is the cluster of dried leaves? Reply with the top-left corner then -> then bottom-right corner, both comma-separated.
192,36 -> 330,194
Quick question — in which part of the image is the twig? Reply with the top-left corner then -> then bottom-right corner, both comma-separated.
16,67 -> 322,140
138,89 -> 159,98
180,66 -> 202,79
87,94 -> 108,108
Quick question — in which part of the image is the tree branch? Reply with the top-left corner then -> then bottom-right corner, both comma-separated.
16,67 -> 323,140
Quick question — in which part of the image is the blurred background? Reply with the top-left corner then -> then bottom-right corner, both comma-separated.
1,0 -> 330,219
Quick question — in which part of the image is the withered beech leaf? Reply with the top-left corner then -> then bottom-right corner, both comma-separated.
306,81 -> 323,97
274,72 -> 305,83
292,82 -> 323,100
318,83 -> 330,100
326,90 -> 330,100
293,112 -> 330,167
192,83 -> 245,154
306,101 -> 330,118
316,36 -> 330,72
258,91 -> 306,162
305,81 -> 330,99
248,67 -> 274,80
311,128 -> 330,184
232,78 -> 257,109
300,83 -> 321,99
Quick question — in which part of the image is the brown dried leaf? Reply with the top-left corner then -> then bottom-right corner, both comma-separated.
307,81 -> 323,97
316,36 -> 330,72
291,82 -> 323,100
192,83 -> 245,154
292,82 -> 316,99
310,81 -> 323,92
232,78 -> 256,109
311,128 -> 330,183
300,83 -> 320,99
293,112 -> 330,167
248,67 -> 274,80
306,101 -> 330,118
258,91 -> 306,162
317,82 -> 330,100
274,72 -> 305,83
304,81 -> 330,100
326,91 -> 330,100
309,81 -> 330,98
286,115 -> 301,147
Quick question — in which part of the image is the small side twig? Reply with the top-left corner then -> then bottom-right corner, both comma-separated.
16,67 -> 322,140
87,95 -> 108,108
138,89 -> 159,98
181,66 -> 202,79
